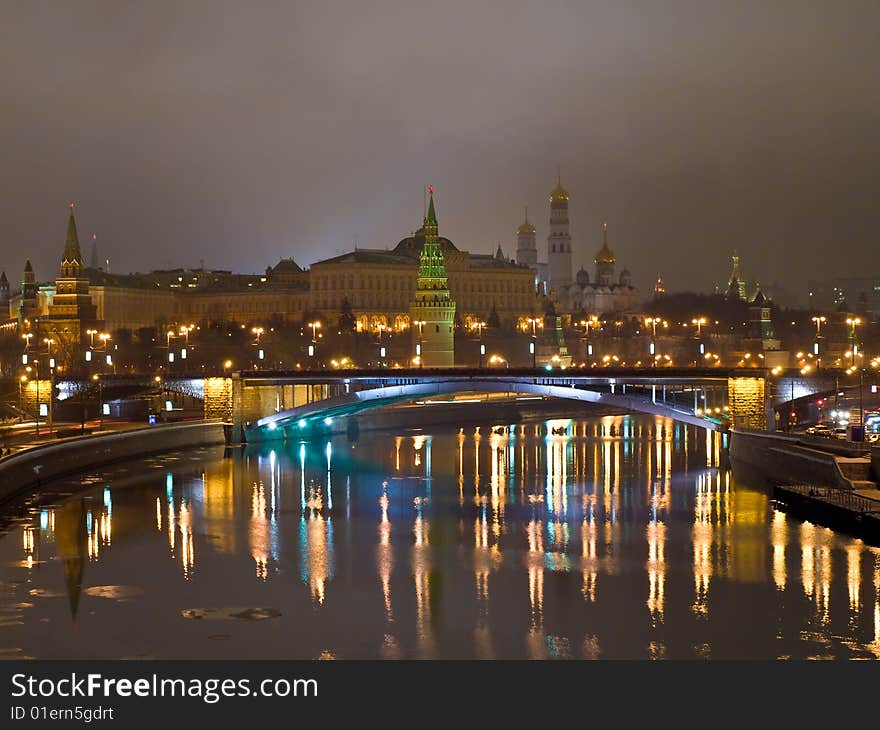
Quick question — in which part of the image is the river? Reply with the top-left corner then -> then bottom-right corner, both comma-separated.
1,414 -> 878,659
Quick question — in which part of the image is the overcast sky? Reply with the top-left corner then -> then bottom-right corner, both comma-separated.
2,0 -> 878,300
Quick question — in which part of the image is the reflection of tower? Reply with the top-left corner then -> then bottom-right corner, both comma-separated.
547,173 -> 573,297
409,187 -> 455,367
515,206 -> 538,268
54,499 -> 88,620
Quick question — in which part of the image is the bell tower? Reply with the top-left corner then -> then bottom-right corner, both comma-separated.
547,172 -> 573,294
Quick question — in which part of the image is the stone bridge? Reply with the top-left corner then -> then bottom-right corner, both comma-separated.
228,367 -> 785,442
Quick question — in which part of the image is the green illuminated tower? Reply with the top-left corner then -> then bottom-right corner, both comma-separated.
410,187 -> 456,367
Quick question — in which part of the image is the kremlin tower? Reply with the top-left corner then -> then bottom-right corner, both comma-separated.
409,187 -> 456,367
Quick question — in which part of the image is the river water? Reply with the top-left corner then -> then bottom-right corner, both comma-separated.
1,414 -> 878,659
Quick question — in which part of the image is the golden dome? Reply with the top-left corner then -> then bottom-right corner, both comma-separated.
594,223 -> 615,264
549,182 -> 569,202
516,206 -> 536,235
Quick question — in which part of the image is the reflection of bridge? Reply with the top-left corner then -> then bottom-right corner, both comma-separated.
236,368 -> 764,442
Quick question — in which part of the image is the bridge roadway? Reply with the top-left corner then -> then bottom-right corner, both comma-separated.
240,367 -> 738,439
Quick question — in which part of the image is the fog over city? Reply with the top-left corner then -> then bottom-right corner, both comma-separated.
2,1 -> 878,297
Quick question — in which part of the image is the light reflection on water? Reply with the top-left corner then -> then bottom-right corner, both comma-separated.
1,414 -> 880,659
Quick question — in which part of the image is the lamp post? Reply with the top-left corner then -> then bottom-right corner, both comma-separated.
692,316 -> 707,363
251,326 -> 264,368
376,323 -> 387,366
846,316 -> 862,363
92,374 -> 102,429
32,360 -> 40,437
579,316 -> 598,366
645,317 -> 661,366
471,320 -> 487,368
413,320 -> 426,368
811,315 -> 826,368
526,317 -> 543,369
307,321 -> 321,365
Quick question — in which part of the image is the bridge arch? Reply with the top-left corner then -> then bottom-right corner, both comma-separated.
248,377 -> 721,439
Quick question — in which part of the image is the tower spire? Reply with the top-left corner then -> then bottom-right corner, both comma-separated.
63,202 -> 83,268
425,185 -> 437,227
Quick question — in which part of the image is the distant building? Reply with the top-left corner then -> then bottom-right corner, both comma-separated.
726,252 -> 748,301
8,197 -> 535,345
569,225 -> 639,314
517,178 -> 639,315
807,275 -> 880,316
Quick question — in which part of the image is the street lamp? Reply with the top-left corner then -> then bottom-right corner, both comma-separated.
251,326 -> 265,367
645,317 -> 665,366
470,320 -> 487,368
526,317 -> 543,369
692,316 -> 707,361
579,315 -> 598,365
413,320 -> 426,368
92,373 -> 103,429
376,323 -> 387,366
811,315 -> 827,368
846,317 -> 862,362
308,321 -> 321,342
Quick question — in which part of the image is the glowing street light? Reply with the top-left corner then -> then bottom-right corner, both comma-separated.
526,316 -> 543,369
470,319 -> 487,367
846,316 -> 862,361
413,320 -> 426,368
691,316 -> 707,359
308,321 -> 322,342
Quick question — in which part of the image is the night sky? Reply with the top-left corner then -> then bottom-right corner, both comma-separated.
2,1 -> 878,301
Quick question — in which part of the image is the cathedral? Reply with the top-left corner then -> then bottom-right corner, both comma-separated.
515,176 -> 639,314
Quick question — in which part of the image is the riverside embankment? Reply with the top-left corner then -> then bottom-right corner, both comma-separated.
0,420 -> 227,502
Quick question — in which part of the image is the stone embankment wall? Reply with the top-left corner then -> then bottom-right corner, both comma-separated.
730,428 -> 868,489
0,420 -> 227,502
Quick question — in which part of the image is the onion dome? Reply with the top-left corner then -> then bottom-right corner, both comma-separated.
549,177 -> 569,203
619,268 -> 632,286
576,267 -> 590,286
594,223 -> 615,264
517,206 -> 536,235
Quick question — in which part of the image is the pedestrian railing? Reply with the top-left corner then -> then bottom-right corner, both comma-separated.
778,484 -> 880,515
